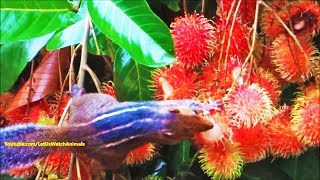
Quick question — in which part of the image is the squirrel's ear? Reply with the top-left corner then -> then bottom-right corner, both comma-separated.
71,85 -> 86,98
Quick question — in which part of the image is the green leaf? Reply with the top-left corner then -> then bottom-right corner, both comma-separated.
0,0 -> 80,44
276,148 -> 319,180
46,1 -> 88,50
114,48 -> 155,101
240,158 -> 290,180
0,33 -> 54,93
88,0 -> 175,67
168,141 -> 191,177
87,26 -> 119,57
160,0 -> 181,12
46,18 -> 86,50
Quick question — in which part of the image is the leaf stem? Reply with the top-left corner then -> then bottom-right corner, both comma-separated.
201,0 -> 206,14
82,64 -> 102,93
77,15 -> 91,88
67,153 -> 76,180
183,0 -> 187,13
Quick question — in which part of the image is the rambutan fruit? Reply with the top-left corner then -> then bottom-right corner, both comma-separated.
4,100 -> 51,125
262,1 -> 320,39
101,81 -> 116,98
151,64 -> 197,100
232,124 -> 269,163
223,83 -> 275,128
37,152 -> 71,177
170,13 -> 215,68
217,0 -> 257,25
6,165 -> 37,178
267,106 -> 306,158
49,91 -> 71,118
37,114 -> 56,126
302,83 -> 320,98
197,61 -> 227,99
193,111 -> 233,146
198,57 -> 248,100
198,141 -> 244,180
291,94 -> 320,147
214,18 -> 250,61
249,68 -> 281,104
271,35 -> 318,82
124,143 -> 156,165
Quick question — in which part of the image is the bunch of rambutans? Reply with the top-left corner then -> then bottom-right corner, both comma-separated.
152,0 -> 320,179
0,0 -> 319,179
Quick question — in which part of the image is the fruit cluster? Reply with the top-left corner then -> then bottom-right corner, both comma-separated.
152,0 -> 320,179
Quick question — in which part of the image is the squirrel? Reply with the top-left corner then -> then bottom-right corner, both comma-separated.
0,85 -> 221,175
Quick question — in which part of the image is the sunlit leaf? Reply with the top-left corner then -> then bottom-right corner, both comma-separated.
87,26 -> 119,57
46,18 -> 86,50
0,0 -> 80,43
5,48 -> 71,113
88,0 -> 175,67
114,48 -> 155,101
0,33 -> 54,94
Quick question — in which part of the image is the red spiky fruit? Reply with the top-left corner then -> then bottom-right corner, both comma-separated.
193,111 -> 232,146
6,165 -> 37,178
291,91 -> 320,147
170,13 -> 215,68
37,152 -> 72,176
124,143 -> 156,165
249,68 -> 281,104
101,81 -> 116,98
262,1 -> 320,39
198,141 -> 244,180
217,0 -> 257,25
223,84 -> 275,128
4,100 -> 51,125
271,35 -> 319,82
267,106 -> 306,158
232,124 -> 269,163
214,18 -> 250,61
49,91 -> 71,118
152,64 -> 197,100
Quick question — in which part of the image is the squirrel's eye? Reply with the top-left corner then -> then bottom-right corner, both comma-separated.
169,108 -> 180,113
192,109 -> 199,115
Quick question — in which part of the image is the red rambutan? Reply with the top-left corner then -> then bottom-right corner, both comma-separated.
214,18 -> 250,61
151,64 -> 197,100
170,13 -> 215,68
249,68 -> 281,104
124,143 -> 156,165
6,165 -> 37,178
193,111 -> 232,146
217,0 -> 257,25
291,94 -> 320,147
49,91 -> 71,118
262,1 -> 320,39
36,152 -> 72,177
223,83 -> 275,128
232,124 -> 269,163
271,35 -> 318,82
267,106 -> 306,158
198,141 -> 244,180
4,100 -> 51,125
101,81 -> 116,98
